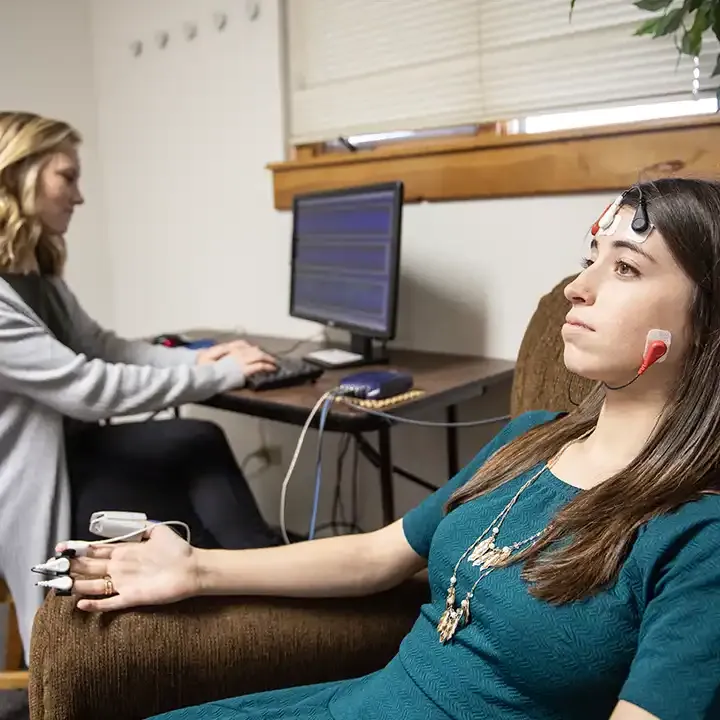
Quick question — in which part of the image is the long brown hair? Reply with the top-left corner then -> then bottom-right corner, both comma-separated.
447,178 -> 720,604
0,111 -> 81,275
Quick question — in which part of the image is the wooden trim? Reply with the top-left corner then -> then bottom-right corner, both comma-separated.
267,115 -> 720,210
293,143 -> 324,161
0,671 -> 29,690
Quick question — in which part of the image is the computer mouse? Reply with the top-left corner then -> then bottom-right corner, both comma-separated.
152,333 -> 189,347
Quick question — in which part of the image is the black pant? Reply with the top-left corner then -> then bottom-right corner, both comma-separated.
66,418 -> 281,550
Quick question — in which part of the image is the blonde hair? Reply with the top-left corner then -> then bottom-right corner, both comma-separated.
0,111 -> 81,275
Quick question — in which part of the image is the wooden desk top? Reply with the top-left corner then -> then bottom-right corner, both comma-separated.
191,332 -> 515,432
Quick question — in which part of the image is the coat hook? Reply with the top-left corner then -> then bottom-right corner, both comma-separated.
155,30 -> 170,49
213,12 -> 228,31
246,1 -> 260,21
183,22 -> 198,41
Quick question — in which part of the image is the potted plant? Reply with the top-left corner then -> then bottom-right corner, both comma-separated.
571,0 -> 720,76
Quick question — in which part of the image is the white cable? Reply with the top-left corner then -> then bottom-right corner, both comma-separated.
279,391 -> 333,544
90,520 -> 192,545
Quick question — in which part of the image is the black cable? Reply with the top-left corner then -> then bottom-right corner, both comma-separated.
604,373 -> 642,391
354,434 -> 442,493
332,434 -> 352,532
351,435 -> 360,532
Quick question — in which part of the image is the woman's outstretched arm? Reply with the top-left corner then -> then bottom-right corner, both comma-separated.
65,519 -> 426,612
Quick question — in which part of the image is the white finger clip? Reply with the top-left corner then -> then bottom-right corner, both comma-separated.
89,511 -> 150,540
36,575 -> 73,594
31,556 -> 71,575
56,540 -> 91,557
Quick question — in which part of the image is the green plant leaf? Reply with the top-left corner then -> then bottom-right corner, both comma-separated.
634,17 -> 663,35
681,28 -> 703,55
653,7 -> 689,36
713,4 -> 720,41
634,0 -> 674,11
677,6 -> 709,55
713,52 -> 720,76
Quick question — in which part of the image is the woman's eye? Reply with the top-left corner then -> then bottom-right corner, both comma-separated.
580,257 -> 593,269
616,261 -> 639,277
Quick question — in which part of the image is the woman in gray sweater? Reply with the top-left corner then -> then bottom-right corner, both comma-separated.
0,111 -> 280,663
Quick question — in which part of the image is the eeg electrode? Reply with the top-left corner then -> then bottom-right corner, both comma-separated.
591,185 -> 653,244
604,329 -> 671,390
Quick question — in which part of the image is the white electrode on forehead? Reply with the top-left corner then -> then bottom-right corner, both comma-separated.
590,187 -> 655,244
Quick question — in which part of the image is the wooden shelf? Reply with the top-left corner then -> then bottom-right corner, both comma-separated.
267,115 -> 720,209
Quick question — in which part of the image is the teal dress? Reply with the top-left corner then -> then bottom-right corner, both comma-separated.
150,411 -> 720,720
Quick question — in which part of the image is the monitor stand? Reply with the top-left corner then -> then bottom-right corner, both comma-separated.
303,334 -> 389,369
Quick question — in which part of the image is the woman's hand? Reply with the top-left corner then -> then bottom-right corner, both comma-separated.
57,524 -> 201,612
196,339 -> 249,364
196,340 -> 276,377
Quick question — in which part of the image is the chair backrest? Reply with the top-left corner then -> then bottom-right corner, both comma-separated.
510,274 -> 595,417
0,577 -> 23,671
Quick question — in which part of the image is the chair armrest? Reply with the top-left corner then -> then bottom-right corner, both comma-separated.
29,576 -> 429,720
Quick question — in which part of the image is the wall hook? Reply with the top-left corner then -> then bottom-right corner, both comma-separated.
155,30 -> 170,49
183,22 -> 198,41
246,1 -> 260,21
213,12 -> 228,31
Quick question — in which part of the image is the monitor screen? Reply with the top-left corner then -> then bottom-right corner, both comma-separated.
289,182 -> 403,339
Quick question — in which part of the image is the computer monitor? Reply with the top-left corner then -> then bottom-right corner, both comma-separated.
289,181 -> 404,366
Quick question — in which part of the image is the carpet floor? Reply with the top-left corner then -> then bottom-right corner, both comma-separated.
0,690 -> 28,720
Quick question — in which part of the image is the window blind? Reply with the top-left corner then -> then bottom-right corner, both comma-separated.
285,0 -> 484,144
478,0 -> 718,122
285,0 -> 719,144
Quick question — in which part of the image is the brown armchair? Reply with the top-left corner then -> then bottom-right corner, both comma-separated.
28,275 -> 593,720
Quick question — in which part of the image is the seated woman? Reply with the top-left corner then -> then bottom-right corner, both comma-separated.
0,111 -> 282,665
67,178 -> 720,719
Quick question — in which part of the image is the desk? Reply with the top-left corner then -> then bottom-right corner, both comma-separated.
190,333 -> 515,526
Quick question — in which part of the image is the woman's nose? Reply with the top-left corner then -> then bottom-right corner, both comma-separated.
564,272 -> 595,305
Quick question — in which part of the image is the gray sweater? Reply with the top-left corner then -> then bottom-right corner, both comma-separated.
0,277 -> 245,663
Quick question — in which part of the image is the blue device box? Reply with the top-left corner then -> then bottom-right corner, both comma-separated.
338,370 -> 414,400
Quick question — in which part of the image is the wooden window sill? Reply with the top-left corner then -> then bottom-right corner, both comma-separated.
266,115 -> 720,210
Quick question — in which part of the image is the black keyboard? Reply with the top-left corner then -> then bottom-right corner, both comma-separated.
244,357 -> 324,391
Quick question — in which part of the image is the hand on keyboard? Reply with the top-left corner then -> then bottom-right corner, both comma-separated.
244,357 -> 324,391
199,342 -> 278,379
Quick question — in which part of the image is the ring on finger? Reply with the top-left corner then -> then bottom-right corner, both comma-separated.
104,575 -> 114,596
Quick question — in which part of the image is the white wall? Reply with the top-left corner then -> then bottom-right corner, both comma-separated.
0,0 -> 111,322
88,0 -> 615,535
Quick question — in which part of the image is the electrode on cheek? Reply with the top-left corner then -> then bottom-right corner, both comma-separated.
638,329 -> 672,375
603,329 -> 672,391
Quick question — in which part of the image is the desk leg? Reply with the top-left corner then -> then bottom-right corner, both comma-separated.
446,405 -> 459,478
378,425 -> 394,526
